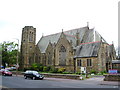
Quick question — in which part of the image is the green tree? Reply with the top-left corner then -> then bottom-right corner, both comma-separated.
1,41 -> 18,68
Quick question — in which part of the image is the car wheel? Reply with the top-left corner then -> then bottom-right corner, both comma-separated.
4,74 -> 6,76
32,77 -> 36,80
24,76 -> 27,79
40,78 -> 43,80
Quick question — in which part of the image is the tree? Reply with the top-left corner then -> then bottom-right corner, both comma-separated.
1,41 -> 18,68
115,47 -> 120,60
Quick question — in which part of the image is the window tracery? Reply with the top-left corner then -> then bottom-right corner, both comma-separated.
59,45 -> 66,66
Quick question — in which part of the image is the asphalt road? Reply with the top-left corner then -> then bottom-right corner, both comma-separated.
1,75 -> 119,88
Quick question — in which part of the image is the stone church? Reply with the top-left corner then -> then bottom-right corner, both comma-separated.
20,25 -> 116,73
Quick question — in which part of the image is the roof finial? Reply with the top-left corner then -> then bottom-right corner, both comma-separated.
87,22 -> 89,27
62,29 -> 63,32
42,33 -> 44,37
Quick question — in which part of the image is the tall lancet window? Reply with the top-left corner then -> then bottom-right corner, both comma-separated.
29,31 -> 33,42
59,45 -> 66,66
48,52 -> 52,65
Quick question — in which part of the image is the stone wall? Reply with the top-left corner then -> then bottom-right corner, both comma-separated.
42,73 -> 81,80
104,74 -> 120,81
12,71 -> 81,80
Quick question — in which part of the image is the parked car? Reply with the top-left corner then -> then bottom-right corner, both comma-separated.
0,66 -> 4,68
0,69 -> 5,72
0,69 -> 5,75
24,70 -> 44,80
5,67 -> 11,70
10,66 -> 16,70
2,69 -> 12,76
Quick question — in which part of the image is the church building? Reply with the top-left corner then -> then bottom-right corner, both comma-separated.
20,25 -> 116,73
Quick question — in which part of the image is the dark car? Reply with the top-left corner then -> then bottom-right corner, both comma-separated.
2,69 -> 12,76
24,70 -> 44,80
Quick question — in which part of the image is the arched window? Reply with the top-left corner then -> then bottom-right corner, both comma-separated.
29,31 -> 33,42
59,45 -> 66,66
59,45 -> 66,52
48,52 -> 52,65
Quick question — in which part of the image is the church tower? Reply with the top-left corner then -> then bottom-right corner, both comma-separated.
20,26 -> 36,69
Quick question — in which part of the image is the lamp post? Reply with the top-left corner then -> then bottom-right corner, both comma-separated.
14,38 -> 19,76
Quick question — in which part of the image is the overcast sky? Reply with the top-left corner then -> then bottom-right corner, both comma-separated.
0,0 -> 119,51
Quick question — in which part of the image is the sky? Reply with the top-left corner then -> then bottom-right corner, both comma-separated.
0,0 -> 119,52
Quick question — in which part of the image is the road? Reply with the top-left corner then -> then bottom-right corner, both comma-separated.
1,75 -> 119,89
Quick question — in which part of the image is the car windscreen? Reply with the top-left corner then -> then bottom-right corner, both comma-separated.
5,70 -> 10,72
33,71 -> 39,75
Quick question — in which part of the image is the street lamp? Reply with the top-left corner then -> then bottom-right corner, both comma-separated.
13,38 -> 19,76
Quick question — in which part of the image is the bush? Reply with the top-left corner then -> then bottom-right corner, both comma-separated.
30,63 -> 44,71
58,68 -> 66,73
100,70 -> 107,75
90,69 -> 97,74
81,73 -> 85,75
43,66 -> 48,72
49,67 -> 58,73
75,72 -> 81,75
21,63 -> 44,72
47,66 -> 52,71
39,66 -> 43,71
43,66 -> 51,72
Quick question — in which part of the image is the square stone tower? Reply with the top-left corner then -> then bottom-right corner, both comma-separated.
20,26 -> 36,69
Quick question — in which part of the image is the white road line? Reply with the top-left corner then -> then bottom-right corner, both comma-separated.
0,85 -> 8,88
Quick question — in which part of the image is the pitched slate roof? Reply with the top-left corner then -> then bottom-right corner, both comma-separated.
75,41 -> 101,58
37,33 -> 61,53
37,26 -> 95,53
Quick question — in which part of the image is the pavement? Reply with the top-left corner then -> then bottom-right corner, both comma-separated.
84,76 -> 119,86
100,81 -> 119,86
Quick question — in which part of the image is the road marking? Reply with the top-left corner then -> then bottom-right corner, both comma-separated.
0,85 -> 8,88
0,86 -> 16,90
113,86 -> 118,88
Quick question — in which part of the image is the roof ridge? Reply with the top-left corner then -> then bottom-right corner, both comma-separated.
43,32 -> 60,37
64,26 -> 88,33
43,26 -> 88,37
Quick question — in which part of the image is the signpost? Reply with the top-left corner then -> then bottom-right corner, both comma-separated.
108,69 -> 118,74
81,67 -> 86,74
81,67 -> 88,78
